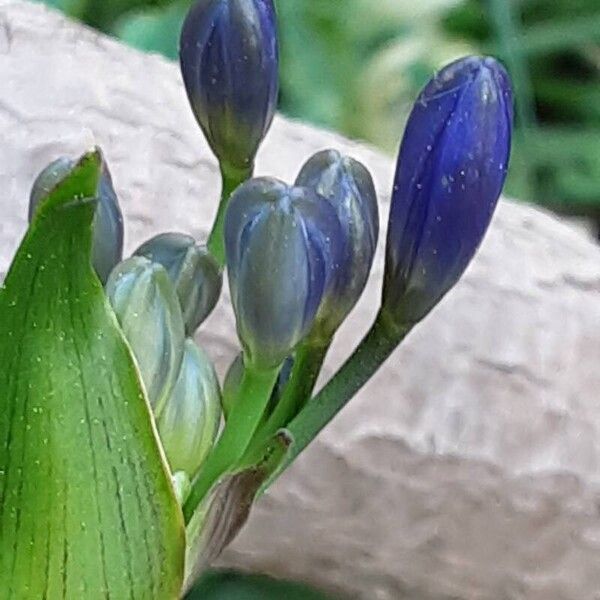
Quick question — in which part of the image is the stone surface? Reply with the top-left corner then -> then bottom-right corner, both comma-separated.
1,3 -> 600,599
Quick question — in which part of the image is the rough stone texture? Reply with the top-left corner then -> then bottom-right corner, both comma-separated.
1,3 -> 600,599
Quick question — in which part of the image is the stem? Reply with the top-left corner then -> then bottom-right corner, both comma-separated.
243,342 -> 330,466
266,313 -> 410,486
183,364 -> 279,522
207,161 -> 253,268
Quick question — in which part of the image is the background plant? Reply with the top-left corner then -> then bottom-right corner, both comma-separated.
188,570 -> 335,600
36,0 -> 600,229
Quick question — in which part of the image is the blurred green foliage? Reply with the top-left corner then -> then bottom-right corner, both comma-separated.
446,0 -> 600,218
37,0 -> 600,221
185,570 -> 335,600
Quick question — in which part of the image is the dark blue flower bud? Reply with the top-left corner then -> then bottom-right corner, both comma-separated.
180,0 -> 279,170
225,177 -> 344,369
382,56 -> 513,328
158,339 -> 222,478
296,150 -> 379,340
134,233 -> 223,335
29,153 -> 124,283
106,257 -> 185,416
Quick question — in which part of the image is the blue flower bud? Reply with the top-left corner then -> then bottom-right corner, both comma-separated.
158,339 -> 222,478
106,257 -> 185,415
296,150 -> 379,340
225,177 -> 344,369
382,56 -> 513,328
134,233 -> 223,335
180,0 -> 279,170
29,153 -> 124,283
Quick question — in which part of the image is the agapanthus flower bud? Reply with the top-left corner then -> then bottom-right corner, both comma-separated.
225,177 -> 344,369
29,154 -> 124,283
382,56 -> 513,327
134,233 -> 222,335
106,257 -> 185,415
158,339 -> 222,478
296,150 -> 379,340
180,0 -> 279,170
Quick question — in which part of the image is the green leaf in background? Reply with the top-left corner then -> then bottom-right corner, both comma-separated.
37,0 -> 600,220
115,1 -> 190,60
35,0 -> 88,17
446,0 -> 600,220
186,570 -> 336,600
0,150 -> 185,598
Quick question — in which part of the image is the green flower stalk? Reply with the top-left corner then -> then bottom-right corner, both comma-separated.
222,351 -> 294,421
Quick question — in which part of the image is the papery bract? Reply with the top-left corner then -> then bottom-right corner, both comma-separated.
382,55 -> 513,328
158,339 -> 222,479
180,0 -> 279,170
225,177 -> 344,369
296,149 -> 379,340
106,256 -> 185,416
29,153 -> 124,283
135,233 -> 222,334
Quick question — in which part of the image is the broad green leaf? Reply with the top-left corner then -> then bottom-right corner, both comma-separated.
0,150 -> 185,598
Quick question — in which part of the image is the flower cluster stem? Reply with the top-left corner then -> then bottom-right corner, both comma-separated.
242,341 -> 330,466
183,363 -> 279,523
207,161 -> 253,267
264,313 -> 411,487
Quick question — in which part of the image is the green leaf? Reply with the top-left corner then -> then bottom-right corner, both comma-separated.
0,150 -> 185,598
114,2 -> 190,60
33,0 -> 88,16
517,13 -> 600,57
186,570 -> 335,600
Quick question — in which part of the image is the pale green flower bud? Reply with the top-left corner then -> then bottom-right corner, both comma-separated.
158,339 -> 222,478
106,256 -> 185,416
